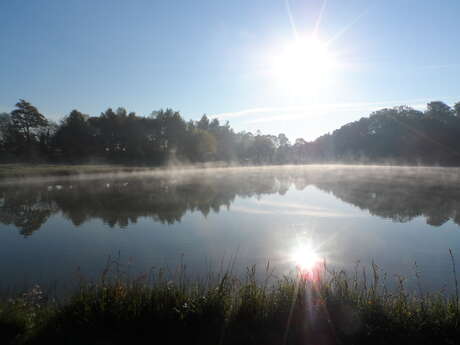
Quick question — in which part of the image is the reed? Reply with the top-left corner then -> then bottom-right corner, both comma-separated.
2,258 -> 460,345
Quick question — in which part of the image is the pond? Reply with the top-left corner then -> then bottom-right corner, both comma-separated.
1,165 -> 460,293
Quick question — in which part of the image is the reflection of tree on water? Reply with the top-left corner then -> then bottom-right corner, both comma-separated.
314,174 -> 460,227
1,167 -> 460,236
0,188 -> 54,236
0,173 -> 281,235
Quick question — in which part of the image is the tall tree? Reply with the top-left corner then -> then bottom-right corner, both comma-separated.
10,100 -> 47,144
54,110 -> 95,160
454,102 -> 460,117
425,101 -> 453,120
152,109 -> 186,157
0,113 -> 10,143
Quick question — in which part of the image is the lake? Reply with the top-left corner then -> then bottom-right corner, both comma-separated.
1,165 -> 460,293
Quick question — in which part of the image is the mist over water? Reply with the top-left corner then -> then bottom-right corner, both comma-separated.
1,165 -> 460,293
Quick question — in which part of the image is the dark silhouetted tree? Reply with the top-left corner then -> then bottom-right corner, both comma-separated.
454,102 -> 460,117
10,100 -> 47,145
54,110 -> 96,160
425,101 -> 453,120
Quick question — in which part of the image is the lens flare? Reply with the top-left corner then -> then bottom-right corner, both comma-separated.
290,243 -> 320,272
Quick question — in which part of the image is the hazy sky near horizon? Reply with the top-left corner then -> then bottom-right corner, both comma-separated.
1,0 -> 460,141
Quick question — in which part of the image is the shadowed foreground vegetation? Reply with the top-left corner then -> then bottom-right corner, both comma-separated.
2,259 -> 460,345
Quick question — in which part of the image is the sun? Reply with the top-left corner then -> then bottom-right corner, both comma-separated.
290,243 -> 321,272
270,36 -> 337,93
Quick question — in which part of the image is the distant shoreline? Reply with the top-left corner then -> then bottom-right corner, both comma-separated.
0,164 -> 154,180
1,163 -> 460,182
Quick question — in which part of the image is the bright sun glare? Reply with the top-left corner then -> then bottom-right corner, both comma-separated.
290,243 -> 321,272
271,36 -> 337,93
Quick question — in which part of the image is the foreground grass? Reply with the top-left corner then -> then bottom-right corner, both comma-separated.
2,262 -> 460,345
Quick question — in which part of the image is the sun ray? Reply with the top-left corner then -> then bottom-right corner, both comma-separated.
325,7 -> 371,46
313,0 -> 328,37
284,0 -> 299,39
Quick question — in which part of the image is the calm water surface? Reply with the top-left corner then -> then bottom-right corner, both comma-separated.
1,165 -> 460,292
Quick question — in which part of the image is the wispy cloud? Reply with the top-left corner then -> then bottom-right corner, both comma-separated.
255,200 -> 326,211
212,99 -> 432,125
245,113 -> 310,124
230,199 -> 362,218
214,107 -> 282,119
230,204 -> 357,218
417,63 -> 460,71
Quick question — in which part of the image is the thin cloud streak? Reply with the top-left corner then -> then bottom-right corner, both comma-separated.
212,98 -> 432,125
255,200 -> 326,211
231,199 -> 362,218
416,63 -> 460,70
230,205 -> 357,218
245,113 -> 312,124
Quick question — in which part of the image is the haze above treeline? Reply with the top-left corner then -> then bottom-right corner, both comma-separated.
1,99 -> 460,166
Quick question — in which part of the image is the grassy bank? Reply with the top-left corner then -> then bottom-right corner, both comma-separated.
2,262 -> 460,345
0,164 -> 153,180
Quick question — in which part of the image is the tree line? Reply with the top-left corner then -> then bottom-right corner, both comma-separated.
307,101 -> 460,165
1,99 -> 460,165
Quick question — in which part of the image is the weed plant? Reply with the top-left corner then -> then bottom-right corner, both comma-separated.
1,256 -> 460,345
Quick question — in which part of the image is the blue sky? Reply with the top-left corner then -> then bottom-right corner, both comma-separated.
1,0 -> 460,141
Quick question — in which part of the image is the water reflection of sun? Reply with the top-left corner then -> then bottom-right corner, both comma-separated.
290,242 -> 321,273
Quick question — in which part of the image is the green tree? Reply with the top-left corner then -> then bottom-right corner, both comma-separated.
274,133 -> 292,164
250,135 -> 276,164
425,101 -> 453,120
187,129 -> 217,161
10,99 -> 47,144
197,114 -> 210,130
454,102 -> 460,117
152,109 -> 187,158
54,110 -> 96,160
0,112 -> 10,144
